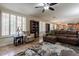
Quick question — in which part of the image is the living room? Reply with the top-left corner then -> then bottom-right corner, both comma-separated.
0,3 -> 79,56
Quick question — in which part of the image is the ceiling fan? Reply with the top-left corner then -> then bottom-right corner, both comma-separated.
35,3 -> 57,13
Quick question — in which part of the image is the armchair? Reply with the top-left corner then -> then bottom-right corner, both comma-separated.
23,31 -> 34,43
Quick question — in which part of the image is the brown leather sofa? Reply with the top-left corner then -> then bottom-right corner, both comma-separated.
43,35 -> 57,44
43,30 -> 79,45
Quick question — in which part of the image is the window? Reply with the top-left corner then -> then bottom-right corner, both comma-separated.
10,15 -> 16,35
2,12 -> 9,36
22,17 -> 26,31
17,16 -> 22,29
17,16 -> 26,31
1,12 -> 26,36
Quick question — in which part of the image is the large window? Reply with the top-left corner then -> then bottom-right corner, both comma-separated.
10,15 -> 16,35
1,12 -> 26,36
22,17 -> 26,31
2,12 -> 9,36
17,16 -> 26,31
17,16 -> 22,29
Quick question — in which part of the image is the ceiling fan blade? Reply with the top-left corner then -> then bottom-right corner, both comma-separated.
35,6 -> 40,8
42,9 -> 45,13
35,6 -> 43,8
49,7 -> 55,11
49,3 -> 57,6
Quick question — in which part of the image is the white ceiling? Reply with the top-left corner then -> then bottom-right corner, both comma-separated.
0,3 -> 43,16
0,3 -> 79,23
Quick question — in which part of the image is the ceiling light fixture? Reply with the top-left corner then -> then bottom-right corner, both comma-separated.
44,6 -> 49,10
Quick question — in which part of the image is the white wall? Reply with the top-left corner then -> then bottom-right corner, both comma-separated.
39,21 -> 46,37
0,37 -> 13,47
50,24 -> 54,30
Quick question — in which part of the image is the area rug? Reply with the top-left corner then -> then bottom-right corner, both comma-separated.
16,42 -> 79,56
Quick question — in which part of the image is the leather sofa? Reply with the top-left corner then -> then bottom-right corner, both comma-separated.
43,36 -> 57,44
43,30 -> 79,45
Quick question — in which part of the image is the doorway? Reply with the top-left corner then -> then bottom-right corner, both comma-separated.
46,23 -> 50,33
